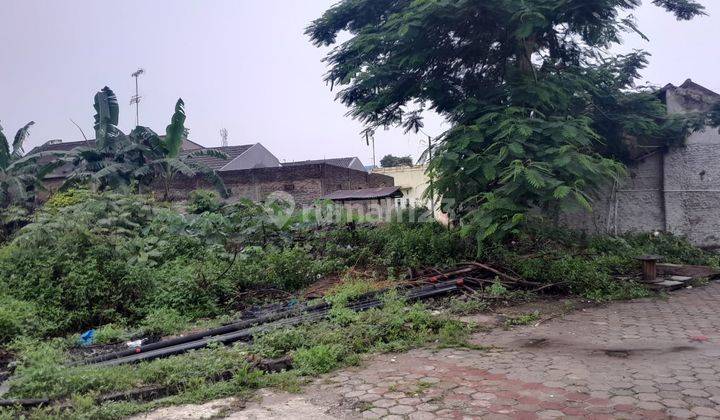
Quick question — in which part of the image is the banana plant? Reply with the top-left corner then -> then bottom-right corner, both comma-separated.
68,88 -> 229,199
93,86 -> 122,151
0,121 -> 64,208
137,99 -> 230,199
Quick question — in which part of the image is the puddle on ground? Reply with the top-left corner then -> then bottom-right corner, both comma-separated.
595,346 -> 696,358
604,349 -> 630,358
516,337 -> 697,359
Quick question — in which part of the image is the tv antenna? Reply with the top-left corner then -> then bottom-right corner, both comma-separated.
220,128 -> 229,147
363,128 -> 376,168
130,68 -> 145,127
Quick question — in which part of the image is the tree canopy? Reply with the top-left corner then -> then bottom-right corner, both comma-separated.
380,154 -> 414,168
308,0 -> 707,241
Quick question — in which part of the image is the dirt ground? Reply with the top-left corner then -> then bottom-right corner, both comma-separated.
135,283 -> 720,419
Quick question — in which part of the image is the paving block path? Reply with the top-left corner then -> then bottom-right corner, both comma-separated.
296,283 -> 720,419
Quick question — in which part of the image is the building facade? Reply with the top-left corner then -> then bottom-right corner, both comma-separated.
371,164 -> 448,222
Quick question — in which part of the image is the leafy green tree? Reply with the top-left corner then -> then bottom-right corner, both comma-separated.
308,0 -> 706,241
0,121 -> 61,208
380,154 -> 413,168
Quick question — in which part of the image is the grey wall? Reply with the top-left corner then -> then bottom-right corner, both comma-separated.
561,81 -> 720,247
663,126 -> 720,246
561,152 -> 665,235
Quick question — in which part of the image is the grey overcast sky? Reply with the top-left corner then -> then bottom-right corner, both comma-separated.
1,1 -> 719,165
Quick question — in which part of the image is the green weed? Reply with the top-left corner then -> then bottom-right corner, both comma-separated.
447,298 -> 488,315
504,311 -> 540,328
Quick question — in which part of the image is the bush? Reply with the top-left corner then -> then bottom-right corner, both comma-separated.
187,190 -> 222,214
253,329 -> 308,359
139,308 -> 189,337
0,296 -> 47,344
331,222 -> 474,272
43,189 -> 92,212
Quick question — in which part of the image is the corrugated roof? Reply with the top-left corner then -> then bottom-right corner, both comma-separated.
183,145 -> 252,170
322,186 -> 402,201
283,157 -> 356,168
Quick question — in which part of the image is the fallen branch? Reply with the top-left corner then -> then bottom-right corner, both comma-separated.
463,262 -> 540,287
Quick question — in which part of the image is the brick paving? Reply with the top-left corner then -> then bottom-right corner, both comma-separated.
302,283 -> 720,419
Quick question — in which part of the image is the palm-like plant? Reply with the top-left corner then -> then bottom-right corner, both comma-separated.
65,86 -> 140,190
137,99 -> 229,200
0,121 -> 62,208
67,87 -> 229,199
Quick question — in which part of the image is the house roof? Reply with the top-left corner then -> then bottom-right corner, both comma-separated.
183,144 -> 253,171
29,137 -> 205,155
322,186 -> 402,201
661,79 -> 720,98
30,139 -> 95,154
283,157 -> 358,169
658,79 -> 720,105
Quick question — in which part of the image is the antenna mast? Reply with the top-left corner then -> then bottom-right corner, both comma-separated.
130,68 -> 145,127
220,128 -> 229,147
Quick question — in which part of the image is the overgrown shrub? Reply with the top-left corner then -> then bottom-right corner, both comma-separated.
187,190 -> 222,214
139,308 -> 189,337
43,188 -> 92,212
0,296 -> 47,344
0,188 -> 715,344
93,324 -> 129,345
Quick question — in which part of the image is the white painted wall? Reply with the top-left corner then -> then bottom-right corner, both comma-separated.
372,165 -> 446,222
221,143 -> 281,171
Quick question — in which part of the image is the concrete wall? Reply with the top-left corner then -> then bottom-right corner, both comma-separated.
560,152 -> 665,235
663,127 -> 720,246
561,80 -> 720,247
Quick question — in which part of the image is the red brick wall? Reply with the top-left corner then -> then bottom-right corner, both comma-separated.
162,163 -> 395,205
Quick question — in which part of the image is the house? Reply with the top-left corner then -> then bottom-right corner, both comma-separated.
283,157 -> 367,172
372,164 -> 447,222
561,79 -> 720,247
372,164 -> 434,208
168,162 -> 394,205
183,143 -> 280,171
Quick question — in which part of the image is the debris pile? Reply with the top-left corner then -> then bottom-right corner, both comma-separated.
636,256 -> 719,291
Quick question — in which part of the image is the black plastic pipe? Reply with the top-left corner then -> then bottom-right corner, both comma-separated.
83,278 -> 465,365
94,280 -> 463,366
